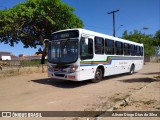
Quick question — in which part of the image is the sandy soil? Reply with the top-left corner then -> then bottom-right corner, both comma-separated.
0,62 -> 159,120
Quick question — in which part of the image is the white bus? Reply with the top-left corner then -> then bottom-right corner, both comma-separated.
47,28 -> 144,82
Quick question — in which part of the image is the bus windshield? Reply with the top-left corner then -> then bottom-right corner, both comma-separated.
48,39 -> 78,64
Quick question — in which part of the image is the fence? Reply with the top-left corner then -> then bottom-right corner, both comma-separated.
0,60 -> 47,77
0,60 -> 20,66
0,60 -> 48,66
144,56 -> 160,62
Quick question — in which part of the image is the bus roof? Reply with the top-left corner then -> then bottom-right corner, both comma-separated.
52,28 -> 144,46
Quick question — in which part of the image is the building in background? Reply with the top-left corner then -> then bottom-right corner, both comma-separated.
19,54 -> 26,60
25,54 -> 47,60
0,52 -> 47,61
19,54 -> 47,60
10,55 -> 19,60
0,51 -> 20,60
0,51 -> 11,60
25,54 -> 42,60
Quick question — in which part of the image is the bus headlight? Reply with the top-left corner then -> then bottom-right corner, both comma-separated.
68,65 -> 78,73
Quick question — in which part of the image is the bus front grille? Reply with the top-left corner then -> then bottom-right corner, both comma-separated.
54,73 -> 65,77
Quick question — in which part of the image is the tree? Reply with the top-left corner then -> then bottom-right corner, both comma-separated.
153,30 -> 160,56
122,30 -> 156,56
0,0 -> 83,59
154,30 -> 160,46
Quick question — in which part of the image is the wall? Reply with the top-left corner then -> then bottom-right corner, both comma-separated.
2,56 -> 11,60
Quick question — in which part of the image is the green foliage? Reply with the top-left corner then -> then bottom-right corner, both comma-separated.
0,0 -> 83,48
154,30 -> 160,46
122,30 -> 157,56
20,60 -> 46,66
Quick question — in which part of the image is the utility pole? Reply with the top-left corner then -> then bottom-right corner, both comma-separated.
108,9 -> 119,37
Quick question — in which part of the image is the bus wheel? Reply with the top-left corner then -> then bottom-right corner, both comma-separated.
129,65 -> 135,74
91,68 -> 103,83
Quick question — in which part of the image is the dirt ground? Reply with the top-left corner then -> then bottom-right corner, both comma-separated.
0,62 -> 159,120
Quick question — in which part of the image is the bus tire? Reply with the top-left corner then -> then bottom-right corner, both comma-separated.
91,68 -> 103,83
129,64 -> 135,75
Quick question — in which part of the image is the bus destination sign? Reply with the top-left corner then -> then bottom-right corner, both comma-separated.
52,30 -> 79,40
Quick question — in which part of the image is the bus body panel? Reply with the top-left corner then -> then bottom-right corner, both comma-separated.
79,60 -> 96,81
47,28 -> 144,81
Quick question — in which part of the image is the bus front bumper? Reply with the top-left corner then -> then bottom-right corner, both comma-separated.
48,71 -> 79,81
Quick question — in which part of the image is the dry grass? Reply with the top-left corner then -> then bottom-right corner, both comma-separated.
110,94 -> 130,103
0,66 -> 47,78
154,75 -> 160,80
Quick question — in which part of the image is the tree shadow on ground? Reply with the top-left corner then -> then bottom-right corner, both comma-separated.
141,72 -> 160,75
118,77 -> 159,83
102,72 -> 138,80
30,72 -> 139,88
30,72 -> 160,88
30,78 -> 92,89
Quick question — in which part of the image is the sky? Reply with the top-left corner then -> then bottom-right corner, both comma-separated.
0,0 -> 159,56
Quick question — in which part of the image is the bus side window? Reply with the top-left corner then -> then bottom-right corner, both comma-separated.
95,37 -> 104,54
142,47 -> 144,56
105,39 -> 114,55
131,45 -> 135,56
128,44 -> 131,55
80,37 -> 93,60
88,38 -> 93,55
115,41 -> 123,55
124,43 -> 130,55
136,46 -> 140,56
134,45 -> 137,56
140,46 -> 143,56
